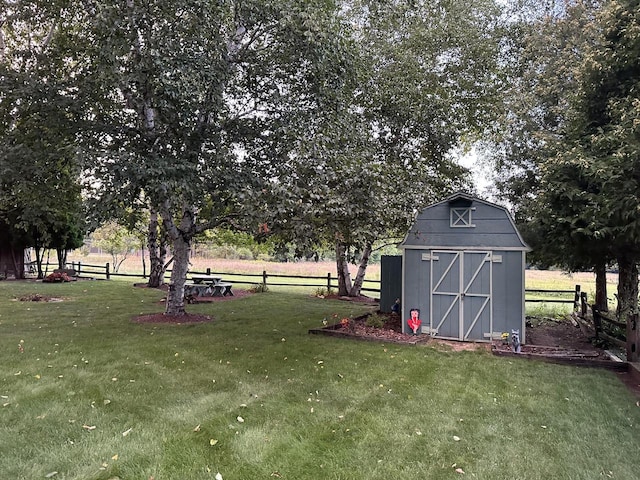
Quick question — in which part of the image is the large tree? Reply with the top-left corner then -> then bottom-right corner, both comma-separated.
69,0 -> 353,314
263,0 -> 506,296
0,3 -> 86,278
551,0 -> 640,320
486,0 -> 613,309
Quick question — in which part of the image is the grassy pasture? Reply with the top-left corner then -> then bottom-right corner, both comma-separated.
0,277 -> 638,480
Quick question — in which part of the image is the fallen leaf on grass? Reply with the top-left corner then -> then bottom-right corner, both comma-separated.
453,436 -> 461,441
237,416 -> 245,423
122,427 -> 133,437
82,425 -> 96,431
45,472 -> 58,478
215,473 -> 223,480
111,454 -> 119,460
455,467 -> 465,474
193,424 -> 201,432
209,439 -> 218,446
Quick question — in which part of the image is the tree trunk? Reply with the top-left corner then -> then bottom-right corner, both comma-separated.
57,248 -> 67,269
616,254 -> 639,321
349,242 -> 372,297
35,244 -> 44,279
147,209 -> 168,288
165,233 -> 190,315
162,203 -> 198,315
335,240 -> 352,296
594,260 -> 608,312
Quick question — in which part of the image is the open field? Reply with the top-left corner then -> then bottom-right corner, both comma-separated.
0,278 -> 638,479
66,253 -> 614,290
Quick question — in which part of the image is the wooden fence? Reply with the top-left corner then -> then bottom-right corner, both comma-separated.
59,262 -> 382,293
573,292 -> 639,363
58,262 -> 585,304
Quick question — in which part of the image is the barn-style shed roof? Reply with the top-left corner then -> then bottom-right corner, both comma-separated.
399,192 -> 530,251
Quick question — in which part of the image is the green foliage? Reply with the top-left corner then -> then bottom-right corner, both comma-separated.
365,312 -> 386,329
90,222 -> 140,272
261,0 -> 505,293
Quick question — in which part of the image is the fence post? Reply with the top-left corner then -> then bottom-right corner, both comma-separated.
106,263 -> 110,280
327,273 -> 331,291
592,306 -> 601,340
574,285 -> 581,310
262,270 -> 268,287
206,268 -> 211,275
628,313 -> 639,363
580,292 -> 587,317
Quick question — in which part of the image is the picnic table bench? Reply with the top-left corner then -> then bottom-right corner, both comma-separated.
183,283 -> 213,298
212,282 -> 233,297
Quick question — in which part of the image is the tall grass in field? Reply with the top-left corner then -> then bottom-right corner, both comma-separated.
0,279 -> 638,479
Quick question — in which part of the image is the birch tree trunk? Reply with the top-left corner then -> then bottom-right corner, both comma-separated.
162,204 -> 197,316
349,242 -> 372,297
147,209 -> 168,288
335,240 -> 353,296
165,232 -> 190,315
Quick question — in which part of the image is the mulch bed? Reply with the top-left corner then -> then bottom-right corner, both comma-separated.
133,312 -> 213,324
310,313 -> 428,345
132,285 -> 252,324
309,312 -> 429,345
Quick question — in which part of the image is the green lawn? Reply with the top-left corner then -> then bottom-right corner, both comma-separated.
0,279 -> 638,480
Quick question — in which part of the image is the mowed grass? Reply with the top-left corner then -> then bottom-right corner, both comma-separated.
1,279 -> 638,480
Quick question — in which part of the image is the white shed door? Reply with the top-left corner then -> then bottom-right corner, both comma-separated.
430,251 -> 492,341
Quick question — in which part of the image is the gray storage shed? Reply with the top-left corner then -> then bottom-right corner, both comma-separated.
399,192 -> 530,343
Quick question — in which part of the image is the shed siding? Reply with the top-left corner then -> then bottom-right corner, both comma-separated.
490,251 -> 526,342
402,200 -> 527,250
403,249 -> 430,328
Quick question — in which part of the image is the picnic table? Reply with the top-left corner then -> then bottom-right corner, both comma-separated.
185,274 -> 233,297
191,274 -> 222,285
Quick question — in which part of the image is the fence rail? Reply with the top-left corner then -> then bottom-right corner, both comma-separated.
52,263 -> 585,304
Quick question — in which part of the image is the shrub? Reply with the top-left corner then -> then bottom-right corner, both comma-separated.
249,283 -> 269,293
43,272 -> 72,283
314,287 -> 334,297
365,313 -> 386,328
236,247 -> 254,260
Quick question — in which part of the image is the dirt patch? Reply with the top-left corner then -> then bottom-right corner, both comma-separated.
525,316 -> 602,353
16,293 -> 64,302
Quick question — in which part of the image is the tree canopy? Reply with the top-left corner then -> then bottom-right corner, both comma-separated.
0,2 -> 85,276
